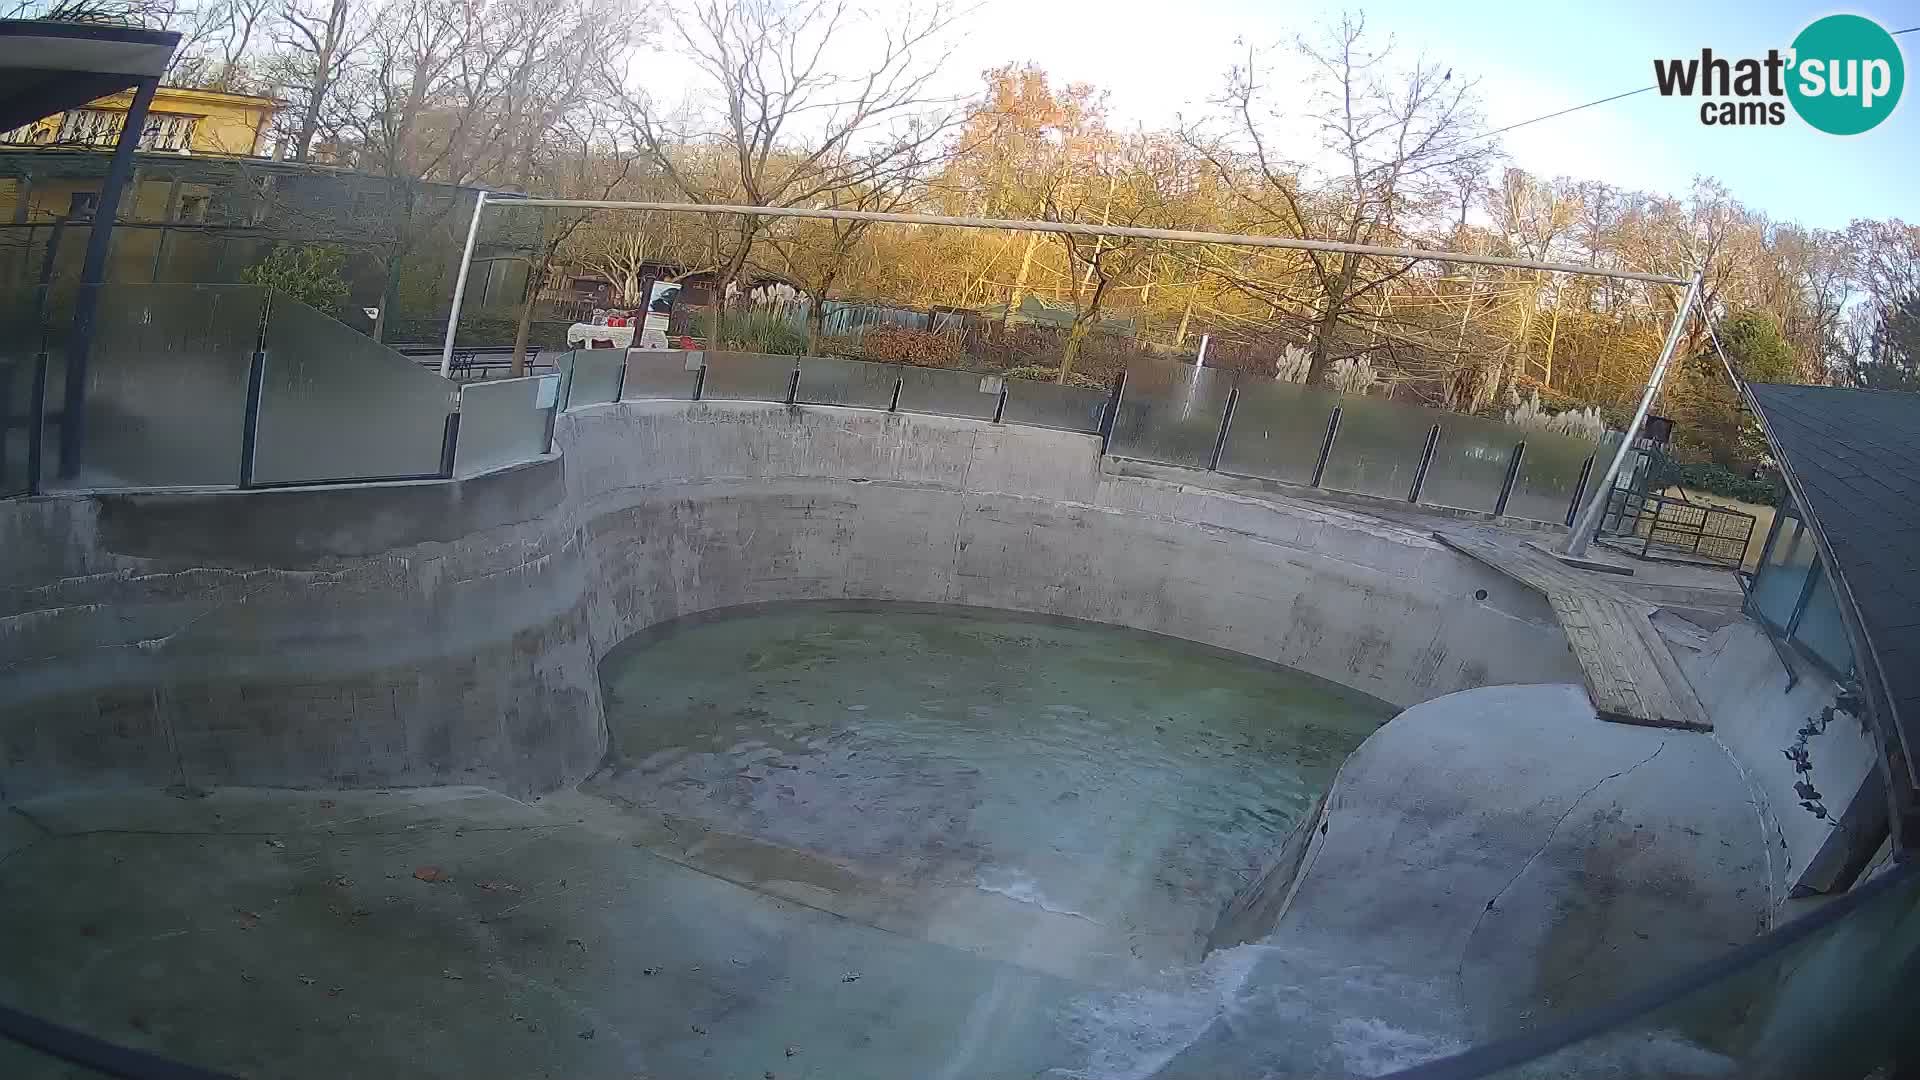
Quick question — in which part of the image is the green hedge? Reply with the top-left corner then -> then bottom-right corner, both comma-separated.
1662,461 -> 1780,507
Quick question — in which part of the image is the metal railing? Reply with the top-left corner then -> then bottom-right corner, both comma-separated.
1599,489 -> 1757,568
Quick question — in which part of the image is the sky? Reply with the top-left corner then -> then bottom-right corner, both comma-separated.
922,0 -> 1919,231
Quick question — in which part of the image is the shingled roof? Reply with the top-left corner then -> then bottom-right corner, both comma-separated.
1743,383 -> 1920,800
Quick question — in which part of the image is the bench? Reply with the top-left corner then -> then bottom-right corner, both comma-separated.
390,343 -> 549,380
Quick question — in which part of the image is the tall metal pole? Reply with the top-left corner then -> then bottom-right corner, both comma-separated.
440,191 -> 488,378
1563,269 -> 1704,557
59,76 -> 158,480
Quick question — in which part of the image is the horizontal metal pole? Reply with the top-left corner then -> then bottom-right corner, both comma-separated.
491,198 -> 1690,285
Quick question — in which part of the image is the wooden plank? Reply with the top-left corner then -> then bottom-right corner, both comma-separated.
1433,530 -> 1711,731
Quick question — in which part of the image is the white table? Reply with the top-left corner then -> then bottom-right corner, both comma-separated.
566,323 -> 635,348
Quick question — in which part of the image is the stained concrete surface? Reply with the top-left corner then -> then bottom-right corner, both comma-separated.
1666,617 -> 1881,906
0,684 -> 1780,1080
0,787 -> 1086,1080
1152,683 -> 1772,1077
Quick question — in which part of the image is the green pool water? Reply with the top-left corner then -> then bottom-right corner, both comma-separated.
594,602 -> 1393,977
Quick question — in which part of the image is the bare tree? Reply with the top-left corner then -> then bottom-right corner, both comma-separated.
766,125 -> 950,349
272,0 -> 369,161
1192,13 -> 1497,386
609,0 -> 963,310
322,0 -> 638,338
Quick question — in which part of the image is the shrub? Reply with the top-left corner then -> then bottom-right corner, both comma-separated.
1001,365 -> 1108,390
855,325 -> 962,366
1504,391 -> 1609,441
243,244 -> 351,315
1272,343 -> 1311,383
1329,354 -> 1378,396
701,308 -> 808,356
1660,461 -> 1780,507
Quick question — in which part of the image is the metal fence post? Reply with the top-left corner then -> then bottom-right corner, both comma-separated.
1208,381 -> 1239,471
238,346 -> 267,487
1566,456 -> 1595,527
692,362 -> 707,401
1494,441 -> 1526,517
1098,369 -> 1126,453
1310,406 -> 1342,488
785,365 -> 800,405
888,375 -> 903,412
438,411 -> 461,478
992,378 -> 1008,423
238,290 -> 275,487
1408,423 -> 1441,503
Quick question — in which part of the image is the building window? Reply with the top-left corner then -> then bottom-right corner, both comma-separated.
53,109 -> 200,152
1747,494 -> 1855,678
66,191 -> 99,220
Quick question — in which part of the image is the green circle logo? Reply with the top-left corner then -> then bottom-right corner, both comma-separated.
1787,14 -> 1904,135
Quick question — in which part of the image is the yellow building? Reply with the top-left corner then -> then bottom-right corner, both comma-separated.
1,85 -> 279,159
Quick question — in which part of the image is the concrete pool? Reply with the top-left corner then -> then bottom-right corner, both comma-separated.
0,398 -> 1874,1077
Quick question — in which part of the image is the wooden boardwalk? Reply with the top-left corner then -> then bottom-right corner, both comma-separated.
1434,531 -> 1711,731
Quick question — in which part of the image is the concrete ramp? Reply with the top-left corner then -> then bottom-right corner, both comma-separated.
1157,684 -> 1770,1075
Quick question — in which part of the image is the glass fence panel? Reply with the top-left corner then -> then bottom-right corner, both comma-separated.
1507,430 -> 1598,525
1001,377 -> 1108,433
454,374 -> 557,478
44,283 -> 261,490
561,349 -> 625,410
699,351 -> 796,402
1749,514 -> 1813,631
1457,863 -> 1919,1080
1319,394 -> 1437,500
1791,567 -> 1852,673
623,350 -> 701,400
895,365 -> 1002,420
1108,359 -> 1233,468
1218,378 -> 1339,484
1,288 -> 40,496
798,356 -> 900,409
40,224 -> 90,319
254,294 -> 457,485
1423,413 -> 1523,513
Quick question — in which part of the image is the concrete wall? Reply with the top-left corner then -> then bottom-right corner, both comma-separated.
0,459 -> 604,801
563,401 -> 1580,710
1673,618 -> 1882,908
2,400 -> 1584,801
